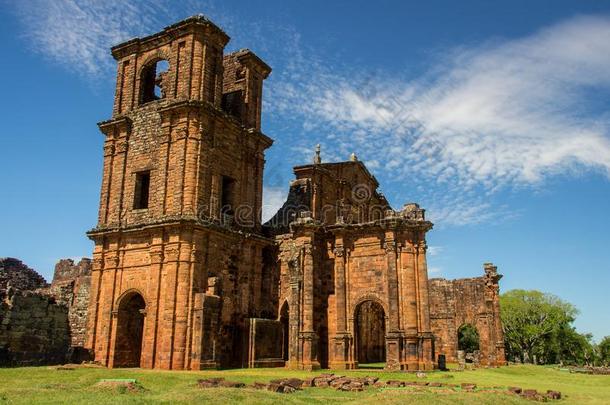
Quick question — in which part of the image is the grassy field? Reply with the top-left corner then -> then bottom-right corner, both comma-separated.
0,364 -> 608,404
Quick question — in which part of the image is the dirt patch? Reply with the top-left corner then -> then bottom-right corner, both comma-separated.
93,379 -> 144,394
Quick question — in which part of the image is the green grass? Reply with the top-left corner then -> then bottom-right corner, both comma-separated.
0,364 -> 608,404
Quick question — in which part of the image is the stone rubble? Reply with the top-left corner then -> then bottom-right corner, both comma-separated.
196,373 -> 563,400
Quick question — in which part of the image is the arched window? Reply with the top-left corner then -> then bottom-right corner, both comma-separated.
140,60 -> 169,104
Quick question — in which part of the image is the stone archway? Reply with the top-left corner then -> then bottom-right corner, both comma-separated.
457,323 -> 480,363
354,300 -> 386,367
113,291 -> 146,367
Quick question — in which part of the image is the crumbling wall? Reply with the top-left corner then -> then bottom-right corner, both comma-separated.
0,288 -> 69,366
0,257 -> 92,366
428,263 -> 506,366
47,259 -> 92,347
0,258 -> 48,291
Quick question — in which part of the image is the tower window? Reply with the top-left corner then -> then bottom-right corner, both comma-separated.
220,176 -> 236,216
133,171 -> 151,210
221,91 -> 244,121
140,60 -> 169,104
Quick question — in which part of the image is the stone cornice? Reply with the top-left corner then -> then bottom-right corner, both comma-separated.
87,215 -> 273,245
111,15 -> 230,60
98,99 -> 273,149
97,116 -> 132,137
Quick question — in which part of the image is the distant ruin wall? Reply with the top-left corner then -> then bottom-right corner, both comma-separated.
47,259 -> 92,347
0,257 -> 92,366
0,258 -> 47,291
428,263 -> 506,367
0,289 -> 69,366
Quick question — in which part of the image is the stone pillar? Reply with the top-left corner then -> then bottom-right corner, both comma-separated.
85,253 -> 103,359
329,243 -> 355,369
158,243 -> 180,369
286,266 -> 301,369
171,240 -> 193,370
299,243 -> 320,370
101,252 -> 120,367
416,240 -> 434,370
384,234 -> 405,370
144,243 -> 164,369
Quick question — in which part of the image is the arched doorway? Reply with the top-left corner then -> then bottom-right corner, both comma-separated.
279,301 -> 289,361
355,300 -> 386,368
114,292 -> 146,367
457,323 -> 480,360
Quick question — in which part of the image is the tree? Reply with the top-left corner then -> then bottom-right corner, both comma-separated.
500,290 -> 577,364
458,324 -> 480,353
599,336 -> 610,366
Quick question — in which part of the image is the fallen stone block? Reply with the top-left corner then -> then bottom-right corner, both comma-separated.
330,377 -> 352,389
266,382 -> 282,393
386,380 -> 406,388
281,385 -> 297,394
219,380 -> 245,388
461,383 -> 477,391
197,378 -> 224,388
546,390 -> 561,400
339,381 -> 364,392
251,382 -> 267,390
363,376 -> 379,385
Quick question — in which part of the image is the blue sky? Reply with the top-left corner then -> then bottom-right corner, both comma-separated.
1,0 -> 609,340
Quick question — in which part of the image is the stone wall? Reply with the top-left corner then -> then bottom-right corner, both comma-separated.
0,258 -> 47,291
0,257 -> 92,366
428,263 -> 506,366
47,259 -> 92,347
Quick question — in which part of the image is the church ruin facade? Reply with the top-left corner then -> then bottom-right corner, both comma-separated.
83,15 -> 506,371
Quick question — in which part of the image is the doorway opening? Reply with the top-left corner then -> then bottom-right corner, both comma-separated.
113,292 -> 146,367
355,300 -> 386,368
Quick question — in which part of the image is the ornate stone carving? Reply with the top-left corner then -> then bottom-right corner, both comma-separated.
333,247 -> 345,258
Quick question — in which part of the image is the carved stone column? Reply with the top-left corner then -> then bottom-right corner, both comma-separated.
329,244 -> 355,369
144,244 -> 164,369
287,263 -> 301,369
416,239 -> 434,370
102,252 -> 120,368
384,234 -> 406,370
85,253 -> 103,360
299,243 -> 320,370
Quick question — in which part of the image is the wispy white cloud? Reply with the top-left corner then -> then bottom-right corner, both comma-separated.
11,2 -> 610,226
267,15 -> 610,226
9,0 -> 260,78
12,0 -> 162,76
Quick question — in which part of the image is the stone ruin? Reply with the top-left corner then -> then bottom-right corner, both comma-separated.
2,16 -> 507,371
0,257 -> 92,366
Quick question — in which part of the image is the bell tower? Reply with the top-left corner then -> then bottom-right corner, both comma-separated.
86,16 -> 274,370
